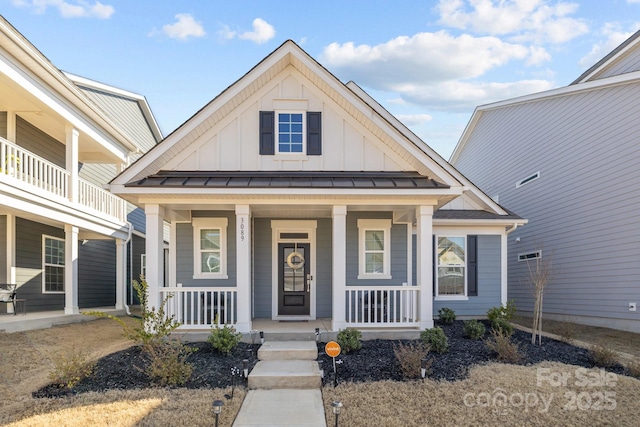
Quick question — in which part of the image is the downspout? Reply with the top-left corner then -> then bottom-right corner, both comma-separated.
506,223 -> 519,235
123,221 -> 134,316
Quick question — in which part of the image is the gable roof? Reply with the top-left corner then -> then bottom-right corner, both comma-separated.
111,40 -> 507,215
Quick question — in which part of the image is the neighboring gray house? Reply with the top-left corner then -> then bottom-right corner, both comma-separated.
109,40 -> 525,333
450,30 -> 640,333
0,16 -> 161,316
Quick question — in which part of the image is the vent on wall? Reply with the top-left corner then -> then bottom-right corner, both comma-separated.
516,171 -> 540,188
518,250 -> 542,262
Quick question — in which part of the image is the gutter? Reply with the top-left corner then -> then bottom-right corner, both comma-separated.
506,222 -> 520,234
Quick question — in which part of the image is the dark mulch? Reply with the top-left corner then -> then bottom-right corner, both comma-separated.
34,320 -> 628,398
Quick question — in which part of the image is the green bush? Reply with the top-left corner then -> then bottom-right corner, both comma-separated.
590,343 -> 618,368
48,346 -> 96,389
491,317 -> 514,336
438,307 -> 456,324
337,328 -> 362,353
487,300 -> 517,323
393,342 -> 431,379
208,324 -> 243,355
486,328 -> 522,363
420,326 -> 448,354
463,319 -> 486,340
144,340 -> 194,386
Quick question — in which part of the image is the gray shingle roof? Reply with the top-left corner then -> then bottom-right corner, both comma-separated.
434,209 -> 523,220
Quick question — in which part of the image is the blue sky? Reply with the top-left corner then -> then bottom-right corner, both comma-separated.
2,1 -> 639,158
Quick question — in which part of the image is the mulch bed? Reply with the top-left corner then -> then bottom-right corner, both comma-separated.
33,320 -> 627,398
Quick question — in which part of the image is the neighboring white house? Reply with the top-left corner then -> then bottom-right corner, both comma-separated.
109,40 -> 525,333
450,30 -> 640,333
0,16 -> 161,316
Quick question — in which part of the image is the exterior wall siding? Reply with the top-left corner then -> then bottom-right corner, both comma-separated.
453,82 -> 640,329
0,111 -> 6,138
316,218 -> 332,318
15,217 -> 64,312
175,211 -> 236,287
252,218 -> 272,318
128,208 -> 146,235
16,116 -> 65,167
594,47 -> 640,80
78,240 -> 116,308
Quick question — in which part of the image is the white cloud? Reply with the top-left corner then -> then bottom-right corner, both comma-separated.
436,0 -> 588,44
238,18 -> 275,44
396,113 -> 433,126
579,23 -> 637,68
162,14 -> 206,41
12,0 -> 114,19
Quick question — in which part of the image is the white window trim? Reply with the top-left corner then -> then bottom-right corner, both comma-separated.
357,219 -> 392,280
192,217 -> 228,279
518,250 -> 542,262
275,110 -> 306,155
42,234 -> 65,294
435,234 -> 467,299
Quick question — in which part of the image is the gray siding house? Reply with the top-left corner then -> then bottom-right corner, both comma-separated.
110,41 -> 525,333
0,17 -> 161,317
450,30 -> 640,333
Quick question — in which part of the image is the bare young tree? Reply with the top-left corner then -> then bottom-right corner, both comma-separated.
527,249 -> 552,345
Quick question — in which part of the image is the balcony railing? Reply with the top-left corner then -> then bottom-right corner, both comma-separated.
0,138 -> 126,222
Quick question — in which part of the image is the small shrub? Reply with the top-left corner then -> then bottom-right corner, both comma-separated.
487,300 -> 517,323
553,321 -> 576,344
337,328 -> 362,353
48,347 -> 96,389
438,307 -> 456,324
491,318 -> 514,336
420,327 -> 448,354
208,324 -> 242,355
463,319 -> 486,340
485,329 -> 522,363
394,342 -> 431,379
144,340 -> 194,386
590,343 -> 618,368
626,360 -> 640,378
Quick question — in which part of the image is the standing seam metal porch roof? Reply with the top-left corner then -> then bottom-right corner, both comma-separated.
126,171 -> 449,189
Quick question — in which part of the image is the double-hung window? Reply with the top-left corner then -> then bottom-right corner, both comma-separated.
357,219 -> 392,279
436,236 -> 466,296
277,112 -> 305,154
193,218 -> 228,279
43,235 -> 64,293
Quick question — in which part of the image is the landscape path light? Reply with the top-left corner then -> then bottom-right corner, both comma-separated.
260,330 -> 264,344
331,400 -> 343,427
421,358 -> 428,381
242,359 -> 249,379
212,400 -> 224,427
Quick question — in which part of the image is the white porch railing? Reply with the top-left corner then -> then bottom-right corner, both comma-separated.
345,286 -> 419,327
0,138 -> 126,222
161,287 -> 237,330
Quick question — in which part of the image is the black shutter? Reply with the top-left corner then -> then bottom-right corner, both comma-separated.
259,111 -> 274,155
306,112 -> 322,155
467,235 -> 478,296
432,235 -> 436,297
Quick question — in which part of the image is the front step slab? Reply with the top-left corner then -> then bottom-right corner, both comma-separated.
248,360 -> 321,389
233,389 -> 326,427
258,340 -> 318,361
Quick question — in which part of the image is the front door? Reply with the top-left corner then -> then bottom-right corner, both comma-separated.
278,243 -> 311,316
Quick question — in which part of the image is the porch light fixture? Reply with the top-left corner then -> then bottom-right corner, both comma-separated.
331,400 -> 343,427
212,400 -> 224,427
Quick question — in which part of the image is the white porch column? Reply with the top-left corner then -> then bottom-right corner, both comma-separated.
65,126 -> 79,203
64,224 -> 79,315
416,205 -> 434,329
332,205 -> 347,331
5,214 -> 15,313
235,205 -> 251,333
115,238 -> 126,310
145,204 -> 164,311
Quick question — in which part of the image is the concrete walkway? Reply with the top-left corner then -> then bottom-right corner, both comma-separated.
233,340 -> 327,427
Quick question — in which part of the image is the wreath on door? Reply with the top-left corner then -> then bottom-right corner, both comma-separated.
286,251 -> 305,270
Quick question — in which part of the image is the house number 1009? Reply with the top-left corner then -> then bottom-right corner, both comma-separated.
240,218 -> 245,242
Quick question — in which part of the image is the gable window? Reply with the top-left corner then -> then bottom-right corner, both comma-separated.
43,235 -> 64,293
357,219 -> 391,279
436,236 -> 466,297
193,218 -> 228,279
260,111 -> 322,155
277,112 -> 304,154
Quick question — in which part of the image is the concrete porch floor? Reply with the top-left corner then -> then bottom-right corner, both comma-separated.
0,307 -> 127,333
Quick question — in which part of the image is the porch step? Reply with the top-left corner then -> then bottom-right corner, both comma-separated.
248,360 -> 322,389
258,340 -> 318,360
